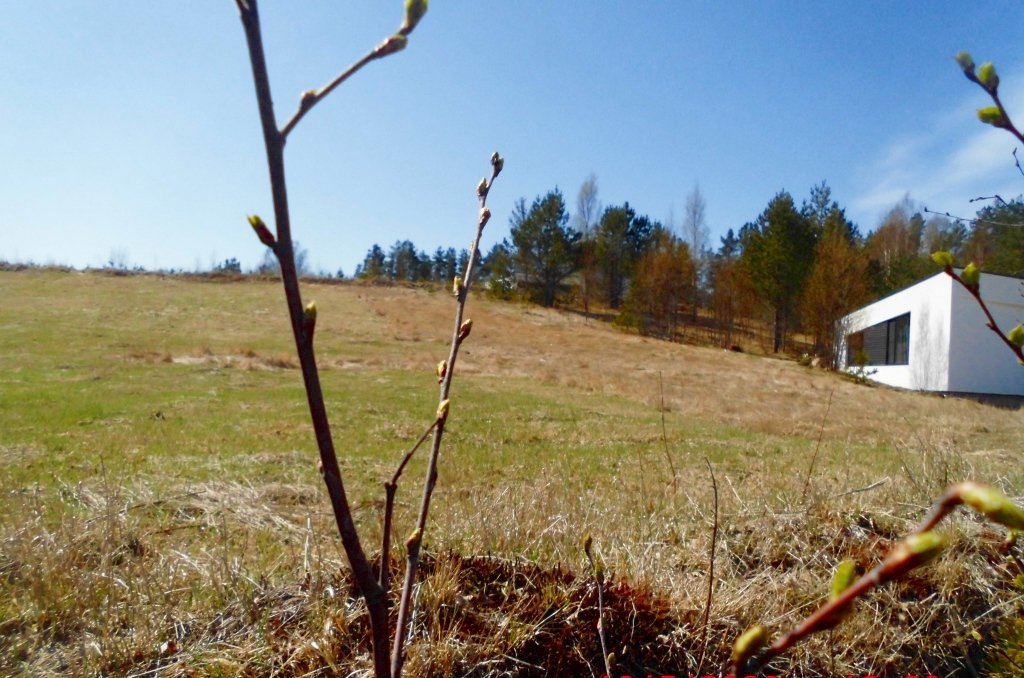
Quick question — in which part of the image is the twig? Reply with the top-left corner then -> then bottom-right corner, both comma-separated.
658,371 -> 679,489
837,478 -> 889,497
696,457 -> 718,674
801,389 -> 834,501
732,481 -> 1024,674
390,153 -> 503,678
940,265 -> 1024,362
380,419 -> 439,595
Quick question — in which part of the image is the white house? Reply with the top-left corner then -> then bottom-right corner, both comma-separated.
838,270 -> 1024,396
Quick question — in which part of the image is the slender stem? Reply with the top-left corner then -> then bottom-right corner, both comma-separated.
391,160 -> 502,678
380,419 -> 439,596
235,3 -> 389,675
282,47 -> 385,140
657,371 -> 678,488
696,457 -> 718,674
800,389 -> 834,501
947,268 -> 1024,362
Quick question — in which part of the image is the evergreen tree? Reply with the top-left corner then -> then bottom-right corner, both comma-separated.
509,189 -> 580,307
594,203 -> 655,309
740,191 -> 816,352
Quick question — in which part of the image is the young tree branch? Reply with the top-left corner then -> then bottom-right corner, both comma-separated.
390,153 -> 503,678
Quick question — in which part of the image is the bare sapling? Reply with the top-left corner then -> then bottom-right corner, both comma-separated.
234,2 -> 501,676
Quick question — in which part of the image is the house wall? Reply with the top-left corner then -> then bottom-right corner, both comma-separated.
838,273 -> 952,391
947,273 -> 1024,395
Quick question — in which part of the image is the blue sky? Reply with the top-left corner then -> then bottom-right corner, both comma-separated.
2,2 -> 1023,275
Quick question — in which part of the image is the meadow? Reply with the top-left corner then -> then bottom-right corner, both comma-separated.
1,268 -> 1022,676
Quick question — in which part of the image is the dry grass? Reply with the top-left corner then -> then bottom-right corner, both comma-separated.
1,269 -> 1023,676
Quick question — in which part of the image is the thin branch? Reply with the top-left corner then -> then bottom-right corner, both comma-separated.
969,194 -> 1008,205
281,44 -> 393,140
696,457 -> 719,674
942,266 -> 1024,362
380,419 -> 439,595
800,389 -> 834,501
391,154 -> 503,678
1015,148 -> 1024,180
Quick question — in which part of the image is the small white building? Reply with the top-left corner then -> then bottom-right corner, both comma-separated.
838,270 -> 1024,396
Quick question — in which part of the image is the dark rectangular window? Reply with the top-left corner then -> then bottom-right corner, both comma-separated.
847,313 -> 910,366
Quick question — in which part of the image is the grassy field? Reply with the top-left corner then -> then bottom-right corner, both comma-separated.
1,268 -> 1022,676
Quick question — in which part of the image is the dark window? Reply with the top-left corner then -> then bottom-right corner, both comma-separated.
847,313 -> 910,366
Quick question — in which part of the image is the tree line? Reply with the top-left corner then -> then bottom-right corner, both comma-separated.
355,176 -> 1024,367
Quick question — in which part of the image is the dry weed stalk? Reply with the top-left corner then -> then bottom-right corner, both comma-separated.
234,2 -> 501,676
731,481 -> 1024,674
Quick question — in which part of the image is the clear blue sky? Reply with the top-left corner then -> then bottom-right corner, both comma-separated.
2,2 -> 1023,275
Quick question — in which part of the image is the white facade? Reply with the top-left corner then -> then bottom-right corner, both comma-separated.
838,271 -> 1024,395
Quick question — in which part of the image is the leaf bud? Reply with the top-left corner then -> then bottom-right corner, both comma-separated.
377,34 -> 408,58
583,533 -> 593,559
884,531 -> 946,575
931,250 -> 954,269
458,318 -> 473,340
479,207 -> 491,228
248,215 -> 276,249
962,262 -> 980,287
476,177 -> 489,200
303,301 -> 317,341
957,481 -> 1024,530
405,528 -> 422,551
830,559 -> 857,600
955,51 -> 975,76
977,106 -> 1007,128
436,398 -> 450,422
1008,323 -> 1024,348
435,359 -> 447,382
978,62 -> 999,92
490,151 -> 504,177
400,0 -> 428,36
731,625 -> 768,669
452,275 -> 463,296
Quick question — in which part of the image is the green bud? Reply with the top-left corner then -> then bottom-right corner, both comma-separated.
885,531 -> 946,574
978,62 -> 999,91
400,0 -> 428,36
731,625 -> 769,668
583,533 -> 593,559
978,106 -> 1007,127
962,262 -> 980,287
955,51 -> 975,75
1008,324 -> 1024,348
436,398 -> 450,422
958,482 -> 1024,530
452,275 -> 463,296
830,559 -> 857,600
405,528 -> 422,550
435,359 -> 447,382
458,318 -> 473,340
931,250 -> 954,269
248,215 -> 276,249
303,301 -> 317,342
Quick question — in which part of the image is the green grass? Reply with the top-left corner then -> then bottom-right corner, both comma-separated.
1,268 -> 1022,676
